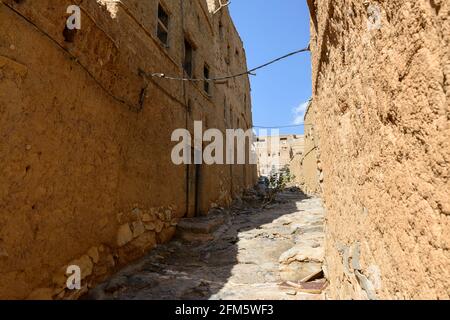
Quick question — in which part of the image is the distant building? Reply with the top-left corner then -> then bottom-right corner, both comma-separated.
0,0 -> 255,299
256,135 -> 305,177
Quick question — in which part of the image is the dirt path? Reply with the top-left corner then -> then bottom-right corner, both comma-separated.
87,191 -> 326,300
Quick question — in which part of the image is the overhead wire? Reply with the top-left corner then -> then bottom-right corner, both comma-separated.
139,45 -> 310,82
252,123 -> 313,129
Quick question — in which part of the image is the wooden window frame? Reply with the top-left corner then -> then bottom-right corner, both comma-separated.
157,3 -> 170,47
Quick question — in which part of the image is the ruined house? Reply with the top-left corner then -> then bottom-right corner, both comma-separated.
0,0 -> 256,299
307,0 -> 449,299
256,135 -> 304,177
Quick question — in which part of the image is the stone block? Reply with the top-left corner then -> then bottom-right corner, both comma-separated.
117,224 -> 133,247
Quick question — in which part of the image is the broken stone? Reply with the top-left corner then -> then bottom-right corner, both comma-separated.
131,221 -> 145,238
342,246 -> 352,277
351,242 -> 361,271
132,232 -> 157,251
157,227 -> 176,244
117,224 -> 133,246
210,202 -> 219,209
177,214 -> 225,234
279,246 -> 324,264
106,254 -> 115,267
157,211 -> 165,221
285,279 -> 328,294
142,213 -> 153,222
52,265 -> 68,288
70,254 -> 94,280
176,231 -> 215,243
280,261 -> 323,282
355,270 -> 378,300
367,265 -> 382,291
87,247 -> 100,264
285,290 -> 297,296
279,246 -> 324,281
54,288 -> 66,300
164,210 -> 172,221
300,269 -> 324,283
155,220 -> 164,233
144,221 -> 156,231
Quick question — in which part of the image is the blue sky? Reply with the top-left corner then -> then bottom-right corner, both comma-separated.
229,0 -> 311,135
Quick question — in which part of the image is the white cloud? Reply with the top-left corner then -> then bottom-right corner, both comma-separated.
292,101 -> 309,125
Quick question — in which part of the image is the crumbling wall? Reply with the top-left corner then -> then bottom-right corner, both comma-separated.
308,0 -> 449,299
295,101 -> 321,195
0,0 -> 255,299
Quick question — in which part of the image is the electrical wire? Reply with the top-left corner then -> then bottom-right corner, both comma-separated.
140,45 -> 310,82
253,123 -> 313,129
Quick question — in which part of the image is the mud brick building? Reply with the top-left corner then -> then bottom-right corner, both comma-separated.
0,0 -> 256,299
256,135 -> 304,177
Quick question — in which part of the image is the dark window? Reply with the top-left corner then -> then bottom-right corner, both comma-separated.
219,20 -> 224,38
225,44 -> 231,65
203,64 -> 210,94
157,4 -> 169,46
184,38 -> 193,77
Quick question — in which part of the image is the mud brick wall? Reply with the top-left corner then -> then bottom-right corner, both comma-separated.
308,0 -> 449,299
295,101 -> 322,195
0,0 -> 256,299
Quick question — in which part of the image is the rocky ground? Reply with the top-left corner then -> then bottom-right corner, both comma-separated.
87,190 -> 327,300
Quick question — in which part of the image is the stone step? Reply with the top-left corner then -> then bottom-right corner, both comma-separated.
278,245 -> 324,282
175,212 -> 227,242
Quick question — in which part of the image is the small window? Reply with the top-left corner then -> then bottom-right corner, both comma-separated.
157,4 -> 169,46
184,38 -> 194,77
225,44 -> 231,65
219,20 -> 224,39
203,64 -> 211,95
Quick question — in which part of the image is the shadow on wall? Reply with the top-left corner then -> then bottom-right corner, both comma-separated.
85,191 -> 311,300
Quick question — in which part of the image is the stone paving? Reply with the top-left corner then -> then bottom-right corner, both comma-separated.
87,191 -> 326,300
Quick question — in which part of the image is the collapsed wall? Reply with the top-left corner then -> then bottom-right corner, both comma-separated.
308,0 -> 449,299
0,0 -> 255,299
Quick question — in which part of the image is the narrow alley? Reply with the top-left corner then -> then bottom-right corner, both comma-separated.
87,191 -> 326,300
1,0 -> 448,305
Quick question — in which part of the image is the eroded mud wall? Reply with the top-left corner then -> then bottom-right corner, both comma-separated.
298,102 -> 321,195
308,0 -> 449,299
0,0 -> 255,299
